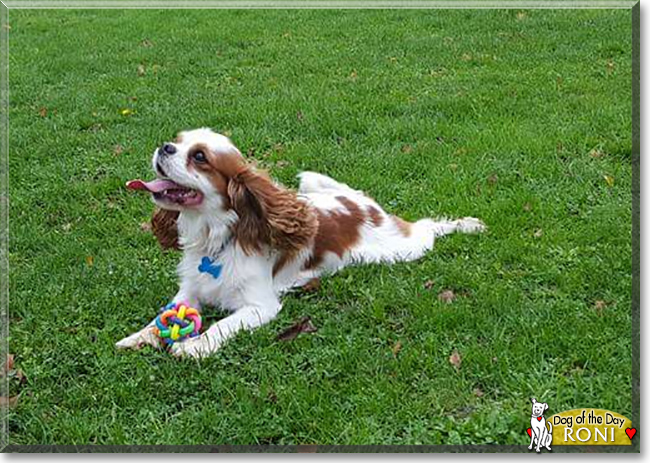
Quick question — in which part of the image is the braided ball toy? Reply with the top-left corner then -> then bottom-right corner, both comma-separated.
154,301 -> 202,346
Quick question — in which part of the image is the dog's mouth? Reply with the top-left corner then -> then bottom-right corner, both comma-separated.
126,178 -> 204,207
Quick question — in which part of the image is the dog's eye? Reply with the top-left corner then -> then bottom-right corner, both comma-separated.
192,151 -> 207,164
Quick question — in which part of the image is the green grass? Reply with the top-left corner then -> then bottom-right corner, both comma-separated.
8,10 -> 632,446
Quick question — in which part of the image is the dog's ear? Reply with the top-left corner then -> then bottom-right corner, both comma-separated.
531,398 -> 537,404
543,403 -> 548,411
228,167 -> 317,255
151,208 -> 180,250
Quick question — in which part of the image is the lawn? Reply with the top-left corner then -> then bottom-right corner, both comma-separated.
7,9 -> 632,446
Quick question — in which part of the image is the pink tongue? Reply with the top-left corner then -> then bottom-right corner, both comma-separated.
126,179 -> 180,193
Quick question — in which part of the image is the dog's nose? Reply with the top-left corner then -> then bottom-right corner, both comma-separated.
160,143 -> 177,155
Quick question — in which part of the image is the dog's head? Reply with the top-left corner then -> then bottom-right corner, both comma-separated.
129,128 -> 317,254
128,128 -> 245,213
530,398 -> 548,418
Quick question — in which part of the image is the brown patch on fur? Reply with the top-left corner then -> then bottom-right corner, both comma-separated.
305,196 -> 365,269
151,208 -> 180,250
392,215 -> 412,237
228,167 -> 318,256
367,205 -> 384,227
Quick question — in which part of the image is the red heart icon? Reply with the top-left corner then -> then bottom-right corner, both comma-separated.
625,428 -> 636,440
537,417 -> 542,421
526,428 -> 532,437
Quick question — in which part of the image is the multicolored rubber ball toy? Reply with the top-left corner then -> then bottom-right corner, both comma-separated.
154,301 -> 202,346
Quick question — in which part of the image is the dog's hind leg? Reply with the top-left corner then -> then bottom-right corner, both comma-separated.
350,216 -> 486,265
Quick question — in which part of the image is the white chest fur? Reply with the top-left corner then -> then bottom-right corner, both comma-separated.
177,243 -> 275,312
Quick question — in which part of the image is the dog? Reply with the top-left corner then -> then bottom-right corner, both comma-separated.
529,398 -> 552,452
116,128 -> 485,358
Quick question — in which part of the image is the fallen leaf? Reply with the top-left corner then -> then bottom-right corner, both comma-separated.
401,145 -> 413,154
120,108 -> 133,116
449,348 -> 462,370
589,148 -> 604,159
438,289 -> 456,303
2,354 -> 13,376
533,229 -> 543,238
277,317 -> 317,341
473,387 -> 484,398
487,174 -> 498,185
0,396 -> 18,407
113,145 -> 124,155
282,32 -> 291,38
392,341 -> 402,357
350,70 -> 358,80
523,202 -> 532,212
275,160 -> 289,168
449,163 -> 458,171
603,174 -> 615,187
85,255 -> 94,266
38,107 -> 47,118
137,64 -> 146,76
516,11 -> 527,20
140,222 -> 152,232
594,300 -> 607,315
461,53 -> 472,61
140,39 -> 153,47
492,356 -> 498,363
296,110 -> 304,121
423,280 -> 435,290
62,223 -> 72,232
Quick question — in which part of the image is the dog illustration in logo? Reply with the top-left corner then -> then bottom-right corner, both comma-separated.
528,398 -> 552,452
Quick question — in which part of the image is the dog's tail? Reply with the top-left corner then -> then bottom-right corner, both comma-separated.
546,422 -> 553,434
426,217 -> 487,238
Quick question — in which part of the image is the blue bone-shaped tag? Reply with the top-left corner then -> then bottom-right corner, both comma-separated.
198,256 -> 222,280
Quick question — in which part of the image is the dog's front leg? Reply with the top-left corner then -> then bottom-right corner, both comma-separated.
171,299 -> 281,359
534,428 -> 543,453
116,289 -> 200,350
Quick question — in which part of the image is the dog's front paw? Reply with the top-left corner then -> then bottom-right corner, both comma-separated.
528,445 -> 533,450
170,333 -> 220,359
116,326 -> 161,350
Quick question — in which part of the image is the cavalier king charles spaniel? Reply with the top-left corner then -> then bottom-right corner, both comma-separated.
116,128 -> 485,358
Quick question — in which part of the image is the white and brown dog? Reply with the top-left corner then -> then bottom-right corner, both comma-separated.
116,128 -> 485,358
529,398 -> 553,452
